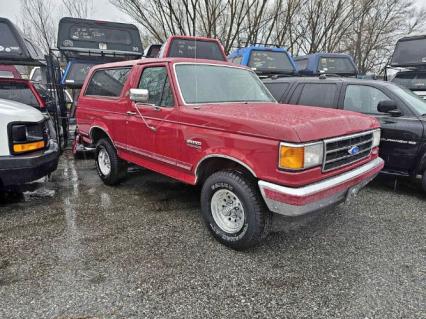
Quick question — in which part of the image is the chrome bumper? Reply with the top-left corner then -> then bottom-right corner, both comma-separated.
258,157 -> 384,217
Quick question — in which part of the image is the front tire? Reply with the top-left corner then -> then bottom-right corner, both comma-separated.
95,138 -> 127,185
422,170 -> 426,193
200,171 -> 271,249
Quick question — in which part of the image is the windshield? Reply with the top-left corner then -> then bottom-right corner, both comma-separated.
248,50 -> 295,74
168,39 -> 225,61
175,64 -> 275,104
0,82 -> 39,107
319,57 -> 356,74
392,72 -> 426,90
389,84 -> 426,115
391,38 -> 426,66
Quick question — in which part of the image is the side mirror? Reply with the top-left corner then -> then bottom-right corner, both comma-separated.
378,100 -> 401,116
129,88 -> 149,103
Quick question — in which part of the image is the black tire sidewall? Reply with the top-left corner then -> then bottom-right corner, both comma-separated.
95,143 -> 111,181
201,172 -> 265,248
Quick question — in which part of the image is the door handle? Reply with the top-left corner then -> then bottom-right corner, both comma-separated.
127,111 -> 137,116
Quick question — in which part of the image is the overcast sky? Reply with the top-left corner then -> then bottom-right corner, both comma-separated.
0,0 -> 134,24
0,0 -> 425,30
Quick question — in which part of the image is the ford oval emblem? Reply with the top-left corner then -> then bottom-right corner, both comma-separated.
348,146 -> 360,155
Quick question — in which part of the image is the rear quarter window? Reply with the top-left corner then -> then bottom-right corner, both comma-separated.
297,83 -> 338,108
264,82 -> 290,102
85,67 -> 131,97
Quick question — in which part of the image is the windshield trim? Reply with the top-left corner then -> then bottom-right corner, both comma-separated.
172,62 -> 277,106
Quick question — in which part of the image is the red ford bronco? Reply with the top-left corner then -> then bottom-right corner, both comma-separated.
76,58 -> 384,249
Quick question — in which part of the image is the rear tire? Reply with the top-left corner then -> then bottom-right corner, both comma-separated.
200,171 -> 271,250
95,138 -> 127,185
422,171 -> 426,193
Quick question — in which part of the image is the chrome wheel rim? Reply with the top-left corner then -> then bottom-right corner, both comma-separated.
211,189 -> 245,234
98,148 -> 111,176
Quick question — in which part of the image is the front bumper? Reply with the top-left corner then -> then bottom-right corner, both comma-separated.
259,157 -> 384,216
0,140 -> 59,187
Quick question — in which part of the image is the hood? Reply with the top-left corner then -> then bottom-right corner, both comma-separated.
0,98 -> 44,123
193,102 -> 379,142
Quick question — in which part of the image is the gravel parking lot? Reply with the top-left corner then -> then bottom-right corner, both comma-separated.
0,152 -> 424,319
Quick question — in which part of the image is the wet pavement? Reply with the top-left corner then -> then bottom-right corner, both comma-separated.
0,152 -> 425,319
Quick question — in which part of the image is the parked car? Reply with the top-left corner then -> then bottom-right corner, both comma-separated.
228,44 -> 298,76
159,35 -> 227,61
75,58 -> 383,248
0,98 -> 59,189
0,78 -> 47,111
391,70 -> 426,100
0,64 -> 22,79
295,53 -> 358,76
263,76 -> 426,191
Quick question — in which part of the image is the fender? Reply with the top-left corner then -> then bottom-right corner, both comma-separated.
88,123 -> 116,149
194,149 -> 258,183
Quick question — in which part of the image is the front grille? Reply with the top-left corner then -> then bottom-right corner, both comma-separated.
323,131 -> 373,172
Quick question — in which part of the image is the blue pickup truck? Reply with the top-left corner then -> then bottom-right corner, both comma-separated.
228,45 -> 298,76
294,53 -> 358,77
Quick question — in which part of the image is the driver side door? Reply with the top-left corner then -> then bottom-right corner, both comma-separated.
341,84 -> 421,174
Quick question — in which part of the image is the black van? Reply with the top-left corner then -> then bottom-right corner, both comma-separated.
263,76 -> 426,192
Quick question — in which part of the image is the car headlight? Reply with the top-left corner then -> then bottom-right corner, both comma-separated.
279,141 -> 324,170
372,129 -> 381,148
10,122 -> 47,154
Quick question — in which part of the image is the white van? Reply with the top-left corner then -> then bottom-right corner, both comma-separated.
0,98 -> 59,188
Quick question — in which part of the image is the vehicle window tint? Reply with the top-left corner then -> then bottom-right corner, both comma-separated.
319,57 -> 356,74
168,39 -> 225,61
138,66 -> 174,107
298,83 -> 337,107
85,68 -> 130,97
264,82 -> 289,101
248,51 -> 295,73
232,56 -> 242,64
344,85 -> 391,114
0,82 -> 39,107
296,58 -> 308,70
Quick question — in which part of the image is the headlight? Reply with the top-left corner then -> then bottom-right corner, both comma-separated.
372,129 -> 381,147
10,122 -> 47,154
279,141 -> 324,170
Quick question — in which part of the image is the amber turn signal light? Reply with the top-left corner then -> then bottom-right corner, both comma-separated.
13,140 -> 45,154
279,145 -> 304,169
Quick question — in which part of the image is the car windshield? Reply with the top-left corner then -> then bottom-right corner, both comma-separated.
175,64 -> 276,104
389,84 -> 426,115
319,57 -> 356,74
0,82 -> 39,107
248,50 -> 295,74
392,72 -> 426,90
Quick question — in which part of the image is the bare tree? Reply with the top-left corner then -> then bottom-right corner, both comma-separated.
61,0 -> 94,18
20,0 -> 58,53
106,0 -> 426,72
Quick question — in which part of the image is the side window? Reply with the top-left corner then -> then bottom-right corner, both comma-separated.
344,85 -> 391,114
85,68 -> 130,97
232,56 -> 243,64
138,66 -> 174,107
264,82 -> 289,102
298,83 -> 338,108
